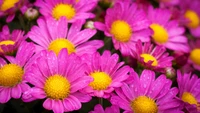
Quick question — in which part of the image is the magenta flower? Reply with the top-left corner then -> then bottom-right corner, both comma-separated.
131,41 -> 174,72
22,49 -> 92,113
0,25 -> 27,55
111,69 -> 182,113
179,0 -> 200,38
28,17 -> 103,56
89,104 -> 120,113
0,42 -> 35,103
147,6 -> 189,53
177,70 -> 200,113
94,0 -> 151,56
0,0 -> 30,22
81,50 -> 131,98
188,39 -> 200,71
35,0 -> 96,23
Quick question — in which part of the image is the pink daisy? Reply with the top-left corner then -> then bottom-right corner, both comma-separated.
34,0 -> 96,23
177,70 -> 200,113
22,49 -> 92,113
0,0 -> 30,22
111,69 -> 182,113
28,17 -> 103,56
147,6 -> 189,53
187,39 -> 200,71
131,40 -> 174,72
0,41 -> 35,103
0,25 -> 27,56
81,50 -> 131,98
89,104 -> 120,113
179,0 -> 200,38
94,0 -> 151,56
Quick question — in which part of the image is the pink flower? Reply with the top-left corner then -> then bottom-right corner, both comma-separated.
177,70 -> 200,113
0,42 -> 35,103
35,0 -> 97,23
0,0 -> 31,22
28,17 -> 103,56
0,25 -> 27,55
111,69 -> 182,113
22,49 -> 92,113
94,0 -> 151,56
147,6 -> 189,53
131,41 -> 174,72
187,39 -> 200,71
81,50 -> 131,98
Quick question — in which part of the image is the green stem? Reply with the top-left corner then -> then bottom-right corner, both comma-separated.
99,98 -> 103,106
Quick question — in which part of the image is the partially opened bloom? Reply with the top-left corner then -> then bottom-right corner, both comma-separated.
131,41 -> 174,72
177,70 -> 200,113
0,42 -> 35,103
28,17 -> 103,56
188,39 -> 200,71
81,51 -> 131,98
0,0 -> 30,22
111,69 -> 182,113
147,6 -> 189,53
94,0 -> 151,56
22,49 -> 92,113
0,25 -> 26,55
35,0 -> 96,23
89,104 -> 120,113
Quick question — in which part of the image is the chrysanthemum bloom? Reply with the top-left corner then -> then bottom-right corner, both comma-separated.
131,41 -> 174,72
34,0 -> 96,23
28,17 -> 103,56
22,49 -> 92,113
187,39 -> 200,71
89,104 -> 120,113
0,42 -> 35,103
179,0 -> 200,38
147,6 -> 189,53
0,25 -> 27,56
94,0 -> 151,56
111,69 -> 182,113
0,0 -> 30,22
177,70 -> 200,113
81,50 -> 131,98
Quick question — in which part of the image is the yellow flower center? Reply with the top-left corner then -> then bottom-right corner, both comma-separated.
0,40 -> 15,53
182,92 -> 198,105
0,64 -> 24,87
52,3 -> 76,20
140,54 -> 158,66
0,0 -> 19,11
48,38 -> 75,55
0,40 -> 15,46
131,96 -> 158,113
184,10 -> 200,28
110,20 -> 132,42
150,23 -> 169,44
89,71 -> 112,90
190,48 -> 200,65
44,74 -> 70,100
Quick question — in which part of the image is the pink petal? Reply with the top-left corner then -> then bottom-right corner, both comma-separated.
11,84 -> 22,99
43,98 -> 53,110
63,95 -> 81,112
52,100 -> 64,113
0,88 -> 11,103
72,92 -> 91,103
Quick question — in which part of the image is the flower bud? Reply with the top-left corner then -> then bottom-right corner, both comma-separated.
84,20 -> 95,29
165,67 -> 176,80
25,7 -> 39,21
